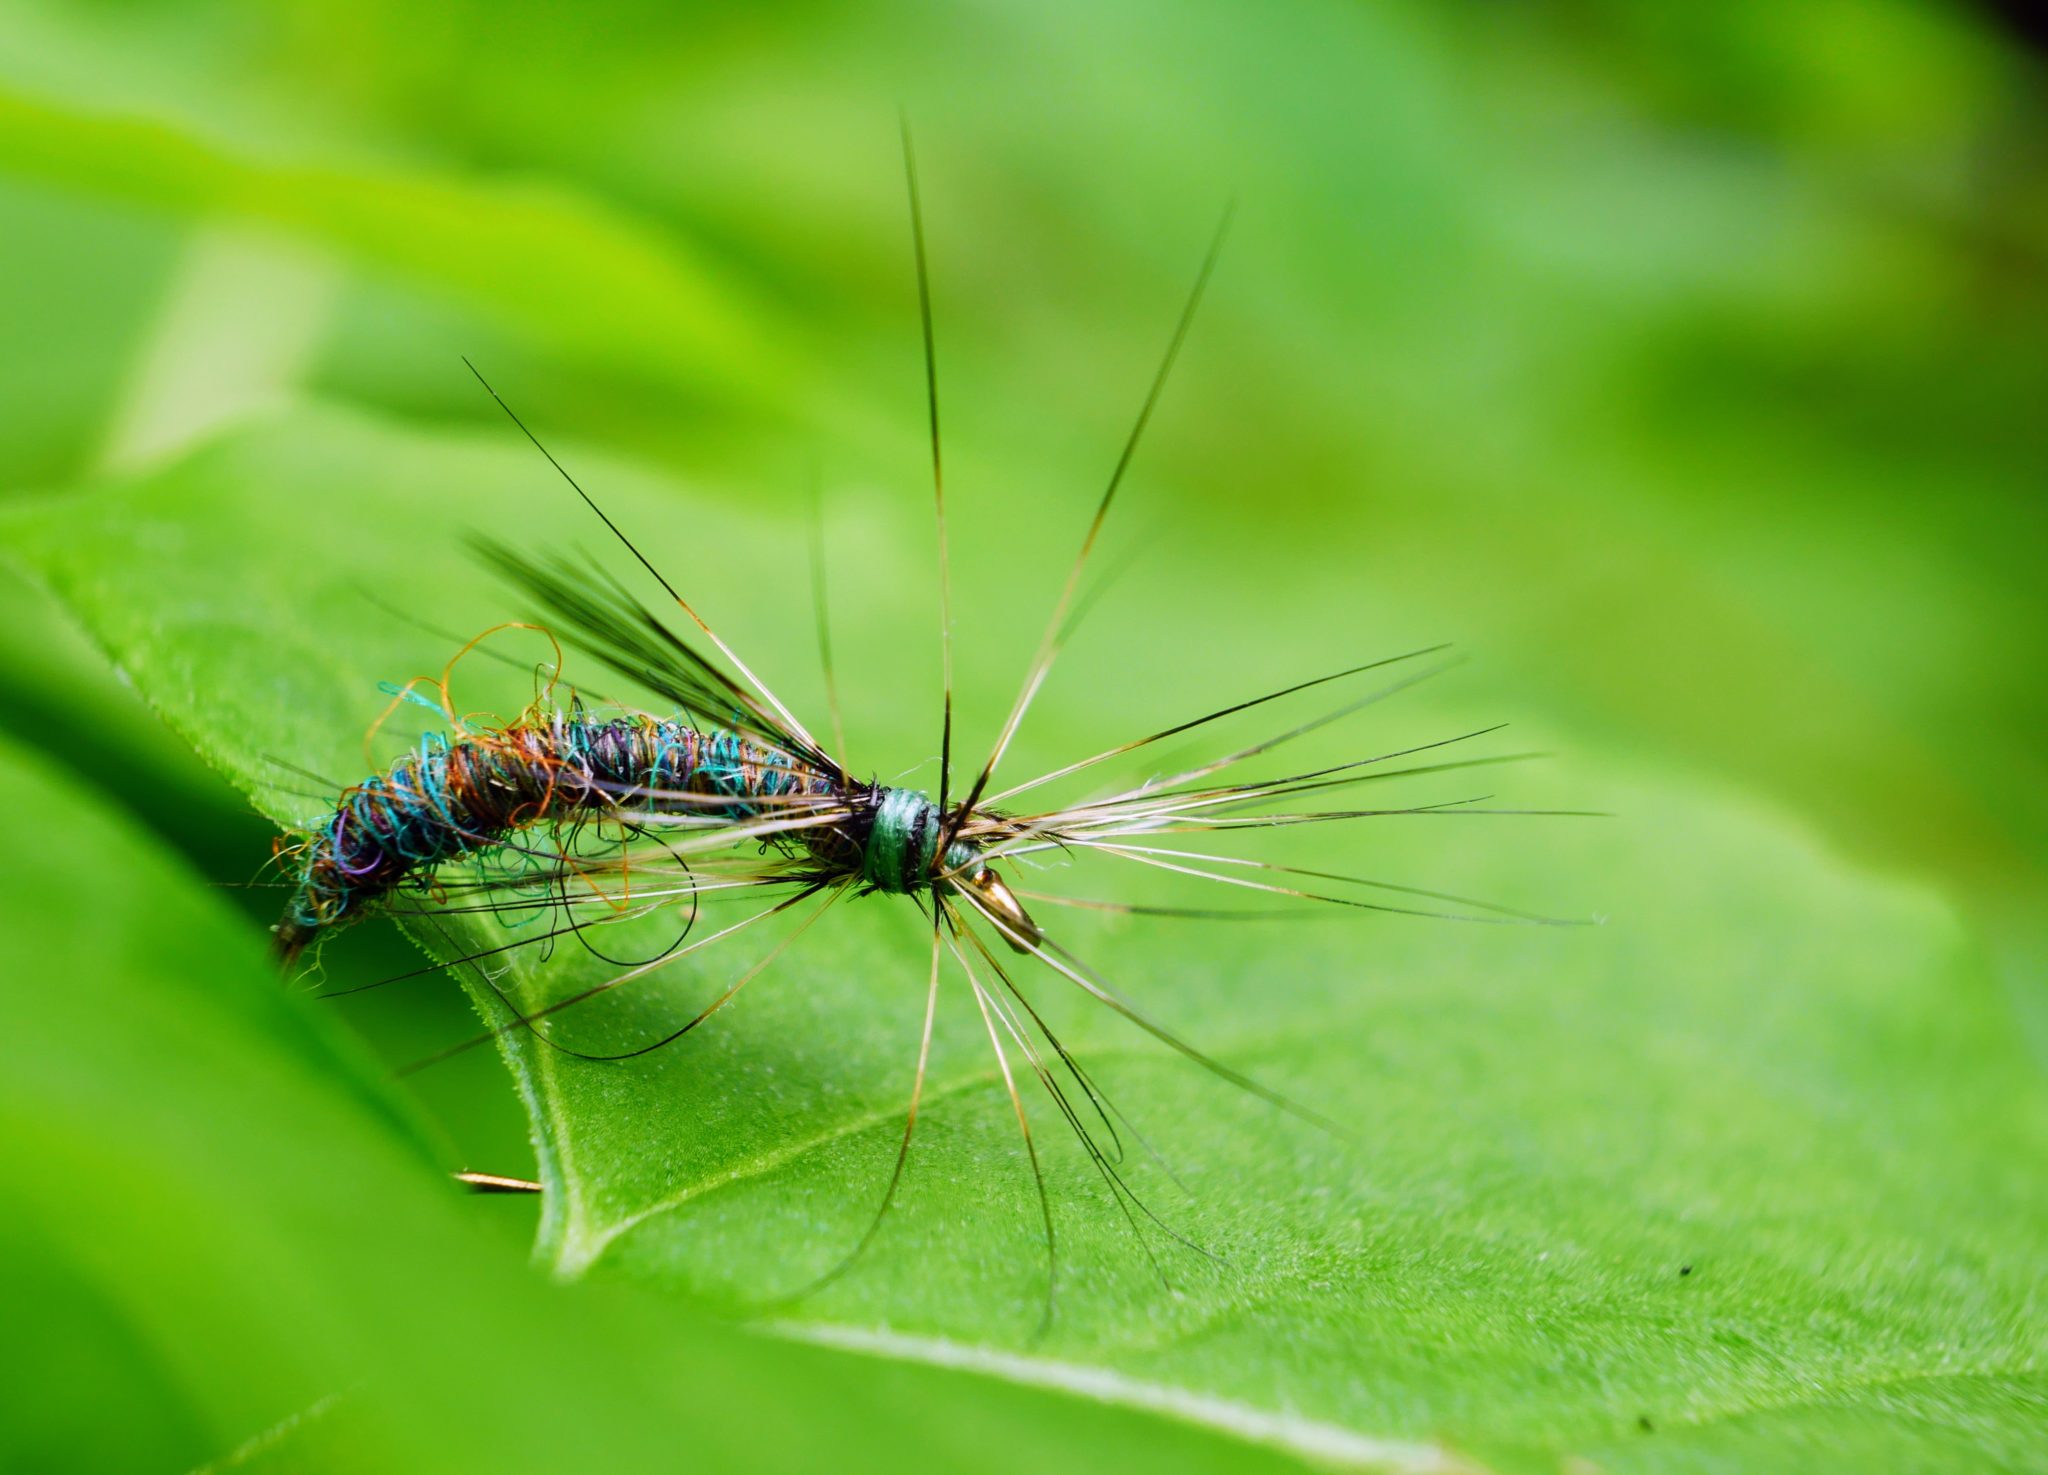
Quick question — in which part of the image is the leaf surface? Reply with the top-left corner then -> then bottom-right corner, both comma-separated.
0,719 -> 1347,1474
14,405 -> 2044,1472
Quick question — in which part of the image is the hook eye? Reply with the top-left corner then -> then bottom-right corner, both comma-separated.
969,866 -> 1041,954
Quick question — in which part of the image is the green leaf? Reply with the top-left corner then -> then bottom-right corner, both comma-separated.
0,82 -> 800,412
0,720 -> 1353,1475
13,404 -> 2045,1472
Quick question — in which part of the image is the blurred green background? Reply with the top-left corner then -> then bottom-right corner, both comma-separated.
2,0 -> 2045,1471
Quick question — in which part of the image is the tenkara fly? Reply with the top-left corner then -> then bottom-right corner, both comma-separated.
272,131 -> 1586,1316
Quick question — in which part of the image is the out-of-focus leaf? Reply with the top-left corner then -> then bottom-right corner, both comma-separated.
0,81 -> 799,411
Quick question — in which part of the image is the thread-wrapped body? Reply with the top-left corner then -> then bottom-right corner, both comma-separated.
276,713 -> 841,959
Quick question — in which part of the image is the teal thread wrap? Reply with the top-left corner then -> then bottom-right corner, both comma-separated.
861,787 -> 974,893
863,787 -> 935,893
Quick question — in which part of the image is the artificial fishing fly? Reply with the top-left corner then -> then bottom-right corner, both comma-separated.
271,133 -> 1583,1320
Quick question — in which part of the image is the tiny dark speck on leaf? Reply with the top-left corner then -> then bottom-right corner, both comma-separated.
1680,1264 -> 1692,1276
1638,1415 -> 1654,1433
